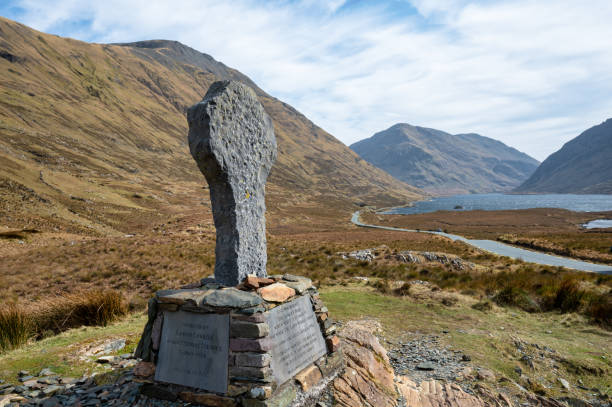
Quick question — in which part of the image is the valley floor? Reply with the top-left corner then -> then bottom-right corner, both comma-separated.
0,206 -> 611,405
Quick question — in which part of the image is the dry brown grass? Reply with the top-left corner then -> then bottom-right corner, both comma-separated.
33,290 -> 129,335
0,290 -> 128,352
361,208 -> 612,261
0,305 -> 33,352
499,233 -> 612,264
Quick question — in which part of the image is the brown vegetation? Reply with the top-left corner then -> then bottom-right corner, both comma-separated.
0,15 -> 420,248
498,233 -> 612,264
0,290 -> 128,352
361,208 -> 612,260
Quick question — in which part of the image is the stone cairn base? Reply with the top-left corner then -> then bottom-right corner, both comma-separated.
133,274 -> 342,407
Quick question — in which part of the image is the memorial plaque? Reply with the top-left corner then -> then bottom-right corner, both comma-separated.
155,311 -> 229,393
267,295 -> 327,384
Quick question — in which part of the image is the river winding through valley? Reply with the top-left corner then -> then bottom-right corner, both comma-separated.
351,211 -> 612,274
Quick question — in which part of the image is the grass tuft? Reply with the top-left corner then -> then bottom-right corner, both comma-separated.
494,286 -> 540,313
0,305 -> 33,352
549,278 -> 585,313
0,290 -> 128,352
35,290 -> 129,336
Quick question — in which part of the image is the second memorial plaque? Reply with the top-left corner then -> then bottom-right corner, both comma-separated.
267,295 -> 327,384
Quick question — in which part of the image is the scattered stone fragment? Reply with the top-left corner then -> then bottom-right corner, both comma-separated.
41,385 -> 63,397
156,289 -> 208,306
39,368 -> 56,377
22,378 -> 41,389
247,386 -> 272,400
201,288 -> 263,308
133,361 -> 156,378
13,385 -> 26,394
295,364 -> 323,391
96,356 -> 118,364
229,337 -> 272,352
477,368 -> 496,381
283,278 -> 313,294
38,377 -> 59,385
326,335 -> 340,353
235,352 -> 271,368
417,363 -> 436,371
558,377 -> 571,390
258,283 -> 295,302
179,391 -> 237,406
230,320 -> 270,338
244,275 -> 275,289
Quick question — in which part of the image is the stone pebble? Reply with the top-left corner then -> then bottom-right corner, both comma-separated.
387,334 -> 475,393
0,356 -> 197,407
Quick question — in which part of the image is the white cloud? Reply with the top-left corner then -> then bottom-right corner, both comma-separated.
7,0 -> 612,160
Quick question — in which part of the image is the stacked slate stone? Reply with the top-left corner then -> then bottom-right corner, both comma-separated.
134,274 -> 342,407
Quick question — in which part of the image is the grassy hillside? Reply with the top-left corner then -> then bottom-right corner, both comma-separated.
0,16 -> 421,238
351,123 -> 539,195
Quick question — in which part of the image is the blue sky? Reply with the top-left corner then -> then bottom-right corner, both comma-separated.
2,0 -> 612,161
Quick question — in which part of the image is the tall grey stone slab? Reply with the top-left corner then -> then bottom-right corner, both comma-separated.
187,81 -> 277,286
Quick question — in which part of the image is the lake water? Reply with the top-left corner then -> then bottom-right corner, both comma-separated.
384,193 -> 612,215
583,219 -> 612,229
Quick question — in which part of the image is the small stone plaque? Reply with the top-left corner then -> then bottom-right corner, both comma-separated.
267,295 -> 327,384
155,311 -> 229,393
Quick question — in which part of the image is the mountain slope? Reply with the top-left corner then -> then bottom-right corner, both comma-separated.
350,124 -> 539,195
516,119 -> 612,194
0,17 -> 421,235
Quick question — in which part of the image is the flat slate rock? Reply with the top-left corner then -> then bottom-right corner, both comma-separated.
417,363 -> 436,371
200,288 -> 263,308
155,289 -> 210,305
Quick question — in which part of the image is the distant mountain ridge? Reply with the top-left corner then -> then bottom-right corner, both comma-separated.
350,123 -> 539,195
516,119 -> 612,194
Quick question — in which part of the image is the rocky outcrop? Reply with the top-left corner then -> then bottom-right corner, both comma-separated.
333,320 -> 397,407
350,123 -> 539,194
332,320 -> 488,407
339,246 -> 475,270
516,119 -> 612,194
397,376 -> 486,407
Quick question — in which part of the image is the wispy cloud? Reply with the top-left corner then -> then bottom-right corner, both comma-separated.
2,0 -> 611,160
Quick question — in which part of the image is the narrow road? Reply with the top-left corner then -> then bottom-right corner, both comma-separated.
351,211 -> 612,274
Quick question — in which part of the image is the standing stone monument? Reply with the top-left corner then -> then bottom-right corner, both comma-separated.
134,81 -> 343,407
187,80 -> 277,287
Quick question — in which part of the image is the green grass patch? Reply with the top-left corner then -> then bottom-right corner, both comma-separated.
321,285 -> 611,398
0,313 -> 146,383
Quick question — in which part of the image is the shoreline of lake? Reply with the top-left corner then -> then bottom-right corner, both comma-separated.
384,193 -> 612,215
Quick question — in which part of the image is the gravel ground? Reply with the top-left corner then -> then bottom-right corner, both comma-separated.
387,333 -> 476,393
0,363 -> 194,407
